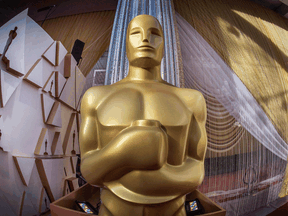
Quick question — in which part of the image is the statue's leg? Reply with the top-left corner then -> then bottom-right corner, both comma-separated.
99,188 -> 144,216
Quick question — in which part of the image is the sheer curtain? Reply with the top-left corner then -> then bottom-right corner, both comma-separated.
177,13 -> 287,161
177,12 -> 287,215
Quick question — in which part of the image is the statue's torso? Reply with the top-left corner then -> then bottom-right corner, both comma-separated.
92,81 -> 197,203
97,81 -> 192,165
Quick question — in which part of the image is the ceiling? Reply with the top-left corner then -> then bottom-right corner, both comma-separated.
0,0 -> 118,27
0,0 -> 287,28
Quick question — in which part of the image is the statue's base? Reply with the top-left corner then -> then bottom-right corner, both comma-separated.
51,184 -> 226,216
186,190 -> 226,216
50,183 -> 100,216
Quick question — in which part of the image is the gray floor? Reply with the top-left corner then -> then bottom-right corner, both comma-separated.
244,196 -> 288,216
45,196 -> 288,216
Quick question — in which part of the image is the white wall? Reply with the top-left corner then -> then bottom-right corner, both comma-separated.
0,9 -> 85,216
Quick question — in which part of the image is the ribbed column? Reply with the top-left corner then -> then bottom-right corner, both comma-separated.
104,0 -> 183,87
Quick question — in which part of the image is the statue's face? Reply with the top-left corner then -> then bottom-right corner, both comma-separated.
126,15 -> 164,68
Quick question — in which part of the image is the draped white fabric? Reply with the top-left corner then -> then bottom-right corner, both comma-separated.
176,13 -> 288,161
177,12 -> 287,215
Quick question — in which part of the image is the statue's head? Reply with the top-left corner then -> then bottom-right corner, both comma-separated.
126,15 -> 164,68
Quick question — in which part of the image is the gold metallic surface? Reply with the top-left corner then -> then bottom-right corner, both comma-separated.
80,15 -> 207,215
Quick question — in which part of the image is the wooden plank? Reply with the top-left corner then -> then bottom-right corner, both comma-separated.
40,94 -> 55,123
23,58 -> 43,88
13,156 -> 35,186
62,113 -> 76,154
19,191 -> 26,216
42,41 -> 56,66
46,101 -> 61,127
38,187 -> 45,213
35,158 -> 55,202
64,54 -> 72,78
51,132 -> 60,155
34,128 -> 47,155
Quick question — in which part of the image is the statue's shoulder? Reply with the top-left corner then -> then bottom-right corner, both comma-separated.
81,85 -> 113,108
174,87 -> 206,110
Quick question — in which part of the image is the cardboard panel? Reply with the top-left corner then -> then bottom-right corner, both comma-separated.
0,115 -> 3,150
22,162 -> 43,216
55,71 -> 66,98
23,58 -> 43,88
63,157 -> 74,178
0,9 -> 27,77
42,58 -> 55,87
13,156 -> 35,186
0,68 -> 21,107
64,121 -> 79,156
39,187 -> 50,214
56,41 -> 67,66
59,67 -> 75,109
34,128 -> 51,156
40,94 -> 55,123
47,101 -> 62,127
36,158 -> 66,202
19,191 -> 26,216
62,113 -> 76,155
24,16 -> 54,74
51,132 -> 62,155
70,156 -> 78,174
42,71 -> 56,97
75,68 -> 86,110
63,180 -> 71,196
42,41 -> 56,66
50,184 -> 100,216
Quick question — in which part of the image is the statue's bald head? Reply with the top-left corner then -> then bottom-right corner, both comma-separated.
126,15 -> 164,68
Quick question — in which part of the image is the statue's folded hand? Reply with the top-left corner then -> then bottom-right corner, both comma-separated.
114,119 -> 168,170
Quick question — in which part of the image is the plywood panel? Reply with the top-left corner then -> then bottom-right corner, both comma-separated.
0,69 -> 21,107
42,41 -> 56,66
13,156 -> 35,186
23,58 -> 43,88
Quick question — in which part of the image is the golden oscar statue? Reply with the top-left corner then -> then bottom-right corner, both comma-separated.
80,14 -> 207,216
